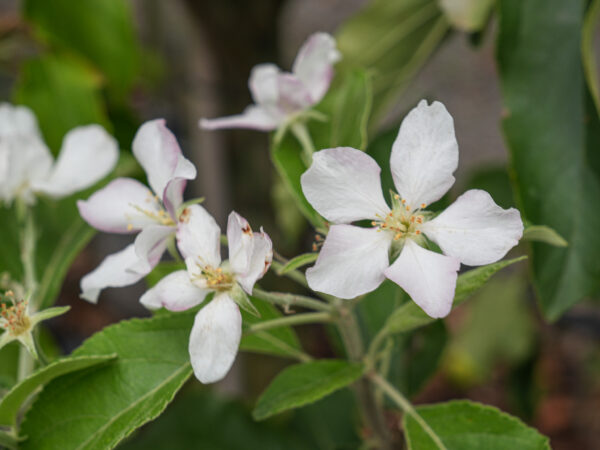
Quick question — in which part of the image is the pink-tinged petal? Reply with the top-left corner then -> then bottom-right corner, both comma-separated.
199,105 -> 280,131
301,147 -> 390,223
131,224 -> 174,273
236,228 -> 273,294
176,204 -> 221,267
292,32 -> 341,104
189,293 -> 242,384
140,270 -> 207,311
390,100 -> 458,209
132,119 -> 196,202
162,177 -> 187,219
31,125 -> 118,198
227,211 -> 254,275
77,178 -> 161,233
249,63 -> 280,106
385,239 -> 460,318
421,189 -> 524,266
80,244 -> 157,303
276,73 -> 313,114
307,224 -> 392,299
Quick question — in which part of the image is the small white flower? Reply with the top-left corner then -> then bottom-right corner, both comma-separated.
0,103 -> 118,204
140,206 -> 272,384
301,100 -> 523,318
77,120 -> 197,303
199,32 -> 341,132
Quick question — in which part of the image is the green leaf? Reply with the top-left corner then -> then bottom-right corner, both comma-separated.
240,297 -> 303,360
384,256 -> 527,334
253,360 -> 364,421
583,0 -> 600,113
336,0 -> 449,125
522,225 -> 568,247
14,53 -> 109,152
23,0 -> 140,94
277,253 -> 318,275
403,400 -> 550,449
20,313 -> 195,450
0,430 -> 19,449
497,0 -> 600,319
438,0 -> 494,32
0,354 -> 116,426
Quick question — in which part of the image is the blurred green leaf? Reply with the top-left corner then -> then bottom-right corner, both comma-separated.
253,360 -> 364,421
464,165 -> 514,209
358,280 -> 406,342
120,388 -> 314,450
403,400 -> 550,449
0,430 -> 19,450
438,0 -> 494,32
337,0 -> 449,125
241,297 -> 305,361
522,225 -> 568,247
384,256 -> 527,334
444,275 -> 535,385
15,53 -> 109,152
20,313 -> 195,449
0,354 -> 116,427
0,343 -> 19,391
497,0 -> 600,320
583,0 -> 600,113
23,0 -> 140,95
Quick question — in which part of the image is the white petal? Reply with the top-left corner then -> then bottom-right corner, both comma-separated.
421,189 -> 524,266
384,239 -> 460,318
176,204 -> 221,267
390,100 -> 458,209
0,104 -> 52,203
236,229 -> 273,294
140,270 -> 207,311
77,178 -> 162,233
132,119 -> 196,204
31,125 -> 118,198
189,293 -> 242,384
276,73 -> 313,114
131,224 -> 174,273
306,224 -> 392,299
80,243 -> 161,303
292,32 -> 341,104
301,147 -> 390,223
199,105 -> 280,131
249,63 -> 280,106
227,211 -> 254,275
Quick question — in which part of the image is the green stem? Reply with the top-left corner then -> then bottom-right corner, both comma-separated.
336,308 -> 392,449
290,122 -> 315,166
370,373 -> 447,450
20,209 -> 37,307
252,288 -> 333,312
270,261 -> 309,288
246,311 -> 333,333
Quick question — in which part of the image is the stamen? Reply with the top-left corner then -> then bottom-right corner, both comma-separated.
421,203 -> 426,209
127,224 -> 133,231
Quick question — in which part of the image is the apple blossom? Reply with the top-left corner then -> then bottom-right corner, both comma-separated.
199,32 -> 341,133
140,206 -> 272,383
301,100 -> 523,318
78,119 -> 197,303
0,103 -> 118,205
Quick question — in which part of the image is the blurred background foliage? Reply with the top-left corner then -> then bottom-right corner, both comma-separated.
0,0 -> 599,448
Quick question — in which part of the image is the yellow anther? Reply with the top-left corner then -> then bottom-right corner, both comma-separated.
127,224 -> 134,231
410,216 -> 415,223
415,230 -> 421,235
394,233 -> 403,240
421,203 -> 426,209
401,199 -> 406,204
417,217 -> 423,224
405,206 -> 410,211
371,221 -> 377,226
394,194 -> 400,200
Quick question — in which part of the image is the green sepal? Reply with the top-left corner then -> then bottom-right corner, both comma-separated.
230,285 -> 260,318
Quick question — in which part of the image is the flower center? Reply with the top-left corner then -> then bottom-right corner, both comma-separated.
372,195 -> 426,241
0,295 -> 31,337
192,265 -> 235,292
127,194 -> 175,230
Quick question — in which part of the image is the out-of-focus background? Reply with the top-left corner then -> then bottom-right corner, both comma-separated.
0,0 -> 599,448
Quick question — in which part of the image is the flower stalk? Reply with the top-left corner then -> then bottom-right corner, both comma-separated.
252,287 -> 332,312
246,311 -> 333,333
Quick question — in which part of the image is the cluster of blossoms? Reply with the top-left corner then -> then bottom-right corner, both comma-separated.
0,31 -> 524,385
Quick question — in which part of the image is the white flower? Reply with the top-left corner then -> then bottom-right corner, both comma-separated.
77,119 -> 197,303
140,206 -> 272,383
0,103 -> 118,204
199,32 -> 341,132
300,100 -> 523,318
